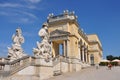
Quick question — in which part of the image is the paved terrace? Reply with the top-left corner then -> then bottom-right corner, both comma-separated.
47,66 -> 120,80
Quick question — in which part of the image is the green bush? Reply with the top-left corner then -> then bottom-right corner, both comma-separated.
111,62 -> 118,66
99,62 -> 118,66
99,62 -> 109,66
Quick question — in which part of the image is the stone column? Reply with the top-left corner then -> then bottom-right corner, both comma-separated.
85,48 -> 87,63
78,46 -> 81,60
78,42 -> 81,60
82,47 -> 85,62
80,46 -> 82,61
87,48 -> 90,63
87,48 -> 89,63
63,40 -> 67,57
63,41 -> 65,56
50,42 -> 54,57
66,40 -> 69,57
87,54 -> 89,63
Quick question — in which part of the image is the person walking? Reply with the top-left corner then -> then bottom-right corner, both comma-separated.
108,63 -> 112,70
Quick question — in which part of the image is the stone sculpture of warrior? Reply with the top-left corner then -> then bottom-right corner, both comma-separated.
33,22 -> 52,61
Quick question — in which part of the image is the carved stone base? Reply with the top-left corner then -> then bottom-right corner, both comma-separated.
35,66 -> 53,80
35,58 -> 53,80
35,58 -> 53,66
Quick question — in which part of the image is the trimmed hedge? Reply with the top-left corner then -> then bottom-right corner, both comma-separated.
111,62 -> 118,66
99,62 -> 118,66
99,62 -> 109,66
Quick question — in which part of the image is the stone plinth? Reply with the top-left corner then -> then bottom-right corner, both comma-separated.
35,58 -> 53,66
35,58 -> 53,80
38,66 -> 53,80
4,65 -> 10,71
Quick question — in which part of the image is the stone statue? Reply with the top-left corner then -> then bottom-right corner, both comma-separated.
33,22 -> 52,62
8,28 -> 27,61
38,23 -> 49,42
12,28 -> 24,46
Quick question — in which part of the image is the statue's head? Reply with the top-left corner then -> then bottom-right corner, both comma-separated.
42,22 -> 48,30
16,28 -> 22,35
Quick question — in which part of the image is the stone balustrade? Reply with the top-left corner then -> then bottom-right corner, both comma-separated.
52,55 -> 60,66
0,62 -> 5,71
0,56 -> 35,76
53,55 -> 81,65
0,58 -> 9,71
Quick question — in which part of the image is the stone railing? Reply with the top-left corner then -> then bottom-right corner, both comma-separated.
0,58 -> 9,71
0,56 -> 35,77
52,55 -> 61,66
52,55 -> 81,65
68,57 -> 81,64
0,62 -> 5,71
52,55 -> 68,64
0,58 -> 9,63
48,13 -> 76,23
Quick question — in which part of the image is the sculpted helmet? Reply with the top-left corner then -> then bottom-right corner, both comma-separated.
42,22 -> 48,27
42,22 -> 48,30
16,28 -> 22,35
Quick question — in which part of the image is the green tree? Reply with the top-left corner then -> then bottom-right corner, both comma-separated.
113,56 -> 119,60
119,56 -> 120,60
106,55 -> 114,61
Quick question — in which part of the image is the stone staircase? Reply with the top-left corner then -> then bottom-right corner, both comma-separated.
4,75 -> 39,80
53,55 -> 62,76
0,55 -> 90,80
0,56 -> 35,80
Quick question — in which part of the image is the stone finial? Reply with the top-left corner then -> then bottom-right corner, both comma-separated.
75,16 -> 78,19
70,11 -> 75,15
48,13 -> 54,17
81,28 -> 84,32
63,10 -> 69,15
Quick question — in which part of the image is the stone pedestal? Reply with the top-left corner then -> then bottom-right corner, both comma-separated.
35,58 -> 53,66
35,58 -> 53,80
38,66 -> 53,80
4,65 -> 10,71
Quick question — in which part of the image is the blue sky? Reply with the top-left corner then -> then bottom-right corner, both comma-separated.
0,0 -> 120,58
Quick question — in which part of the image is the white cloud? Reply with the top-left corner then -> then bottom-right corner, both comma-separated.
26,5 -> 37,9
12,17 -> 33,24
20,18 -> 30,23
0,1 -> 43,24
0,3 -> 23,8
21,11 -> 38,19
27,0 -> 42,3
0,10 -> 38,24
0,2 -> 40,10
13,11 -> 38,23
0,11 -> 9,16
